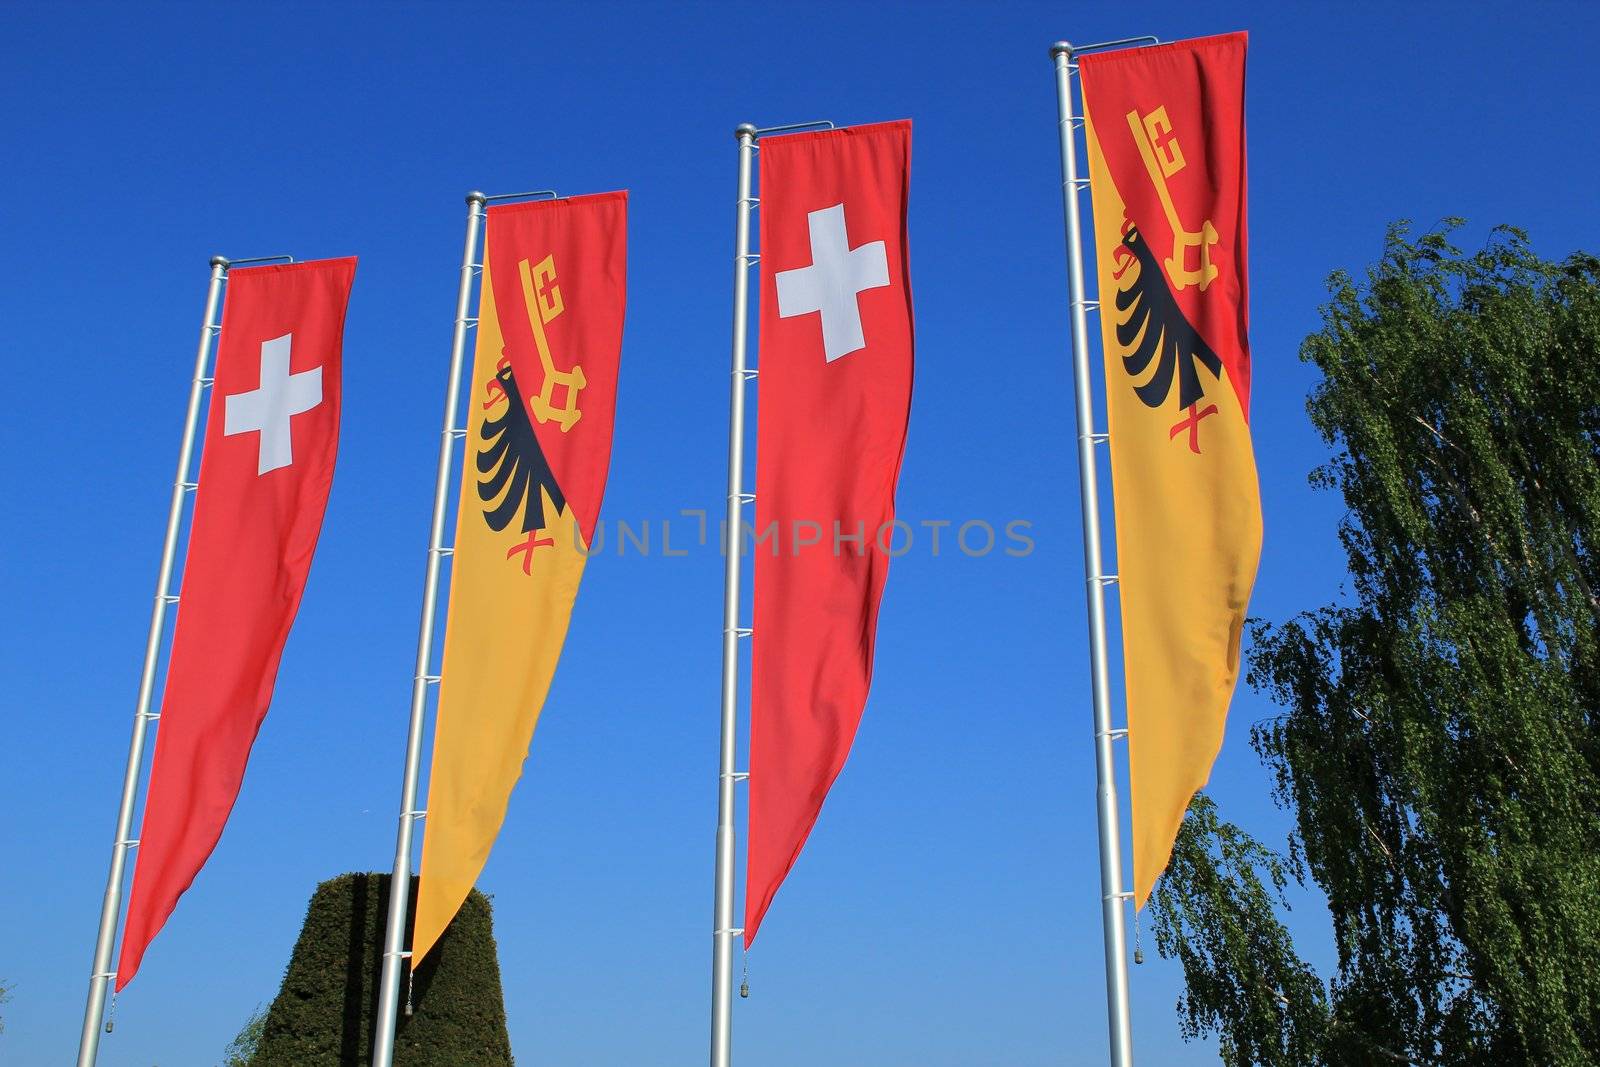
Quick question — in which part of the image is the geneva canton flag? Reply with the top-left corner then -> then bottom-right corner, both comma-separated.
1079,33 -> 1262,907
747,121 -> 914,946
412,192 -> 627,962
118,257 -> 356,987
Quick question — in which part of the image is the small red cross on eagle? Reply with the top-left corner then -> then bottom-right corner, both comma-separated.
1168,402 -> 1219,455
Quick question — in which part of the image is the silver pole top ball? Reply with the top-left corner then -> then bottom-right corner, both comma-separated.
466,190 -> 487,204
1050,40 -> 1074,58
209,255 -> 230,268
734,122 -> 758,141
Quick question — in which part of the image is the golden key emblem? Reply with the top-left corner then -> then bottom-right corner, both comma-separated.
517,254 -> 585,432
1126,105 -> 1218,292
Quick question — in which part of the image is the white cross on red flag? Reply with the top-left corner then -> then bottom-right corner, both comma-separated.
747,120 -> 914,946
117,257 -> 355,989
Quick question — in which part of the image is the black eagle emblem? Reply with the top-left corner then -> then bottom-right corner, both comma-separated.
478,361 -> 566,534
1113,224 -> 1222,411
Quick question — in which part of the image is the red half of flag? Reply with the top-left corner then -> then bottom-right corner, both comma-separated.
482,191 -> 628,546
116,256 -> 355,989
746,120 -> 914,947
1077,31 -> 1250,414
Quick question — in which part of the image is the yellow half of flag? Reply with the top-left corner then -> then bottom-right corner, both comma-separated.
412,254 -> 588,961
1085,106 -> 1263,909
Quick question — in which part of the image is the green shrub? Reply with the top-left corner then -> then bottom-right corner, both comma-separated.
252,873 -> 512,1066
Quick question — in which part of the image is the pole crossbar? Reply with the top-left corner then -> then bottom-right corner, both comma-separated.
216,254 -> 296,267
1052,38 -> 1150,1067
1052,35 -> 1161,60
482,189 -> 559,202
752,120 -> 834,137
369,191 -> 488,1067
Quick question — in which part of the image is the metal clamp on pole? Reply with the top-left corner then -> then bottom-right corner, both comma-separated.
1049,35 -> 1157,1067
370,191 -> 487,1067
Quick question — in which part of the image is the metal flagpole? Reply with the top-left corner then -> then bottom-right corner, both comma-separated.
76,252 -> 293,1067
1050,36 -> 1156,1067
371,191 -> 487,1067
708,116 -> 835,1067
707,117 -> 836,1067
710,120 -> 758,1067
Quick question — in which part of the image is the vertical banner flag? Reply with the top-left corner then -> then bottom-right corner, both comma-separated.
412,192 -> 627,961
746,121 -> 914,946
117,258 -> 356,987
1079,33 -> 1262,907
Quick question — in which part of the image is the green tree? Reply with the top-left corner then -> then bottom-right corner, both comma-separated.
1150,797 -> 1327,1066
220,1004 -> 266,1067
252,873 -> 513,1066
1149,223 -> 1600,1064
0,977 -> 11,1036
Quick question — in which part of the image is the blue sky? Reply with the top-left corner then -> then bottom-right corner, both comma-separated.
3,3 -> 1598,1065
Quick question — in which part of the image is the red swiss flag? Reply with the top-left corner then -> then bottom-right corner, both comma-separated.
747,121 -> 914,947
116,257 -> 355,989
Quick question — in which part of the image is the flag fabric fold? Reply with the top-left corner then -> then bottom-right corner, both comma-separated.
745,121 -> 914,947
1078,32 -> 1262,907
412,191 -> 627,962
117,257 -> 356,988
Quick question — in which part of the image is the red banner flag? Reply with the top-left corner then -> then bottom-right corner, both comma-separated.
746,121 -> 914,946
116,257 -> 356,988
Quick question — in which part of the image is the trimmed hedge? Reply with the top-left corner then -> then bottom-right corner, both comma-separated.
253,873 -> 513,1066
